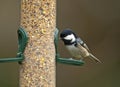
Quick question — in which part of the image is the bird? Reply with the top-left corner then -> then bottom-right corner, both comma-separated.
60,29 -> 101,63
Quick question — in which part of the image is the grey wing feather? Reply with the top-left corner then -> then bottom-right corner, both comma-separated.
76,38 -> 90,51
76,38 -> 101,63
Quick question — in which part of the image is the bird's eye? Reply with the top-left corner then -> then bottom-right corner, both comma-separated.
60,33 -> 66,37
63,34 -> 66,37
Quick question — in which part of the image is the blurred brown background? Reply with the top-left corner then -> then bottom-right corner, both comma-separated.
0,0 -> 120,87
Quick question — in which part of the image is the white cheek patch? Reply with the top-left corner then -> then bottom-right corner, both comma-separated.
64,34 -> 76,42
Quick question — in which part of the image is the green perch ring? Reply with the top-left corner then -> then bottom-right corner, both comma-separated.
0,27 -> 28,63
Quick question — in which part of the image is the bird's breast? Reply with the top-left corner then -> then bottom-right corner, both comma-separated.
66,45 -> 82,58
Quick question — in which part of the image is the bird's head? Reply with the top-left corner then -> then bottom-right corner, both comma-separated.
60,29 -> 77,45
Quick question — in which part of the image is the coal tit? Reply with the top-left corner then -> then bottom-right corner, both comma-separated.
60,29 -> 101,63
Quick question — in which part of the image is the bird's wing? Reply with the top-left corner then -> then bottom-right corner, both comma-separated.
76,38 -> 90,52
76,38 -> 101,63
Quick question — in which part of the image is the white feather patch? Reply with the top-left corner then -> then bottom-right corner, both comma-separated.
64,34 -> 76,42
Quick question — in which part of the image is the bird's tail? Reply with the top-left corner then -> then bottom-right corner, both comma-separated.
89,53 -> 101,63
